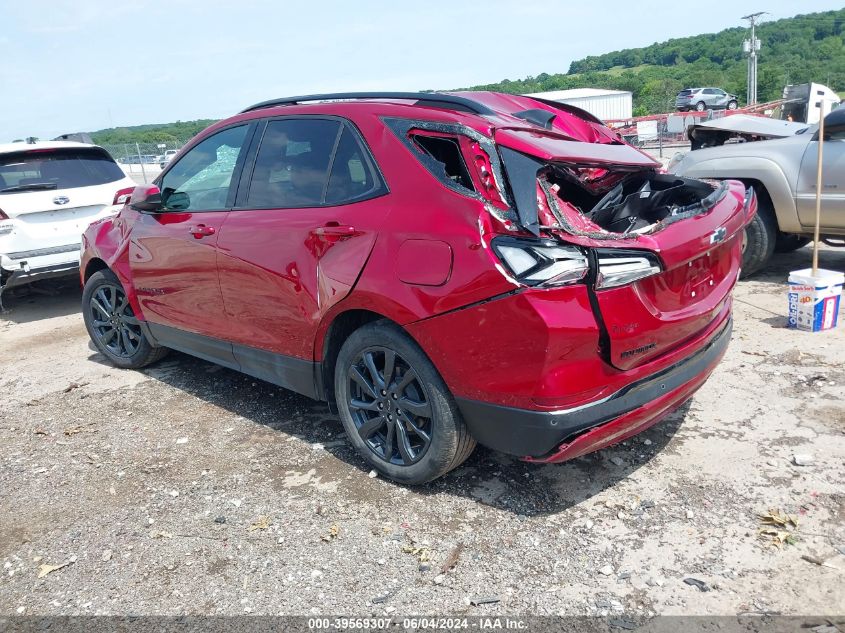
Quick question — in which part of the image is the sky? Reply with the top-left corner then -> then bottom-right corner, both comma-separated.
1,0 -> 842,141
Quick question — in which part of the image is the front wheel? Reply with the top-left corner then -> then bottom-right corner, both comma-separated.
740,200 -> 777,278
334,321 -> 475,485
727,100 -> 738,110
82,269 -> 167,368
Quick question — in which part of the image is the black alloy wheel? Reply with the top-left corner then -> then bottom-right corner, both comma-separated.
334,321 -> 476,484
347,347 -> 433,466
88,283 -> 142,358
82,269 -> 168,368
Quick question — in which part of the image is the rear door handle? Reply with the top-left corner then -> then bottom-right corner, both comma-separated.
189,224 -> 216,239
311,224 -> 358,237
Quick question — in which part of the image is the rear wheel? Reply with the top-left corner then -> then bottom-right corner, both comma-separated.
740,198 -> 777,278
774,234 -> 811,253
695,101 -> 707,112
334,321 -> 475,485
82,269 -> 167,368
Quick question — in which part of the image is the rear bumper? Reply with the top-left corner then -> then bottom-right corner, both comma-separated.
456,317 -> 732,460
1,243 -> 81,273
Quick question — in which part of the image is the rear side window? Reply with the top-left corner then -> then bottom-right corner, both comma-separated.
247,119 -> 340,208
325,127 -> 381,204
0,147 -> 124,193
411,135 -> 474,191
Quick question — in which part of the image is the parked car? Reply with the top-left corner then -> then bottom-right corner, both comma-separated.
121,154 -> 158,165
669,106 -> 845,276
676,87 -> 739,112
0,140 -> 137,310
159,149 -> 178,169
80,91 -> 755,484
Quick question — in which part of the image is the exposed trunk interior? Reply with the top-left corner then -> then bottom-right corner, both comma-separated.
544,169 -> 721,237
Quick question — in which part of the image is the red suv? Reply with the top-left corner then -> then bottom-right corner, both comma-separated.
80,92 -> 755,484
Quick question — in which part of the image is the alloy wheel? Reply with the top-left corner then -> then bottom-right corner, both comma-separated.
347,347 -> 433,466
89,284 -> 142,358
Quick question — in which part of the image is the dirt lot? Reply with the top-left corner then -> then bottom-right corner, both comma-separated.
0,247 -> 843,618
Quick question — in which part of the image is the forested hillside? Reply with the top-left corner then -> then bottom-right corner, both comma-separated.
90,119 -> 218,146
87,9 -> 844,141
459,9 -> 844,115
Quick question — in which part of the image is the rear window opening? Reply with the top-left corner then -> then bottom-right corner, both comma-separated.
542,169 -> 724,237
411,134 -> 474,191
0,147 -> 124,193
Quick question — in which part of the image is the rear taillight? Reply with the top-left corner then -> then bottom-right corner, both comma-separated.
459,137 -> 509,210
113,187 -> 135,206
0,208 -> 11,236
492,236 -> 589,287
595,248 -> 662,289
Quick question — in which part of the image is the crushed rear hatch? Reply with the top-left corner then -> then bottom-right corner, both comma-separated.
493,126 -> 754,370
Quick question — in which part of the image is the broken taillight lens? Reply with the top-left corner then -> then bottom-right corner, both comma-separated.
492,236 -> 589,287
113,187 -> 135,206
458,137 -> 509,210
594,248 -> 662,289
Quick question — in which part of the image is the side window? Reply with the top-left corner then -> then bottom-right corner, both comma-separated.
827,126 -> 845,141
822,107 -> 845,141
325,127 -> 381,204
160,125 -> 248,211
246,119 -> 340,208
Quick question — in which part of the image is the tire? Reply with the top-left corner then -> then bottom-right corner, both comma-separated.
740,197 -> 777,278
695,101 -> 706,112
774,234 -> 811,253
334,321 -> 476,485
82,269 -> 168,368
727,100 -> 738,110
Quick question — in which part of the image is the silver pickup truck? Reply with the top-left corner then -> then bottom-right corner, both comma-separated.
669,106 -> 845,276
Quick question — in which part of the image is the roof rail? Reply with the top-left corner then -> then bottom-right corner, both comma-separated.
240,92 -> 495,115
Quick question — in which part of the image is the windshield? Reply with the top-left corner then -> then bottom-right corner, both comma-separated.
0,147 -> 124,193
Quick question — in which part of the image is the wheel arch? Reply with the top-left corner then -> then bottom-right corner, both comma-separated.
318,308 -> 396,409
83,257 -> 109,283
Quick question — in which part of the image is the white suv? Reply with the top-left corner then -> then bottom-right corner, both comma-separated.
0,140 -> 137,310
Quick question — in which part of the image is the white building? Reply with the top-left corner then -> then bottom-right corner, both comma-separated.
524,88 -> 633,122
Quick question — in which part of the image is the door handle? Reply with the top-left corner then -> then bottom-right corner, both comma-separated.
189,224 -> 216,239
311,224 -> 358,237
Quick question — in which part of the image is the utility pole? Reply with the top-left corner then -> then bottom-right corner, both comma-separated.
742,12 -> 766,105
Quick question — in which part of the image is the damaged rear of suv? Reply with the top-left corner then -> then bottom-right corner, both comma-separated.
80,91 -> 755,484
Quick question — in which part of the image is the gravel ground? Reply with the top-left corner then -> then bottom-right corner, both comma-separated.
0,246 -> 843,618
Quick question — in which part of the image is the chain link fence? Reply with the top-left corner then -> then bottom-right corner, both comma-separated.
608,109 -> 736,167
99,140 -> 190,183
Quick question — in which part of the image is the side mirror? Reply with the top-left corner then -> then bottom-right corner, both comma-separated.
165,191 -> 190,210
129,184 -> 163,212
